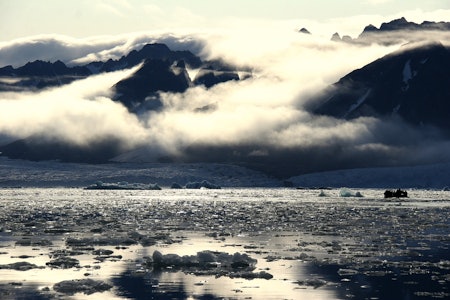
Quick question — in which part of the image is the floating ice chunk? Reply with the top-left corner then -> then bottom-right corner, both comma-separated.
53,279 -> 112,295
15,238 -> 52,246
337,268 -> 359,276
85,181 -> 161,190
46,257 -> 80,269
148,250 -> 269,279
318,190 -> 328,197
295,278 -> 328,288
0,261 -> 44,271
339,188 -> 363,197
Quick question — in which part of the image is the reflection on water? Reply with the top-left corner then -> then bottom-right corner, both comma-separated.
0,188 -> 449,299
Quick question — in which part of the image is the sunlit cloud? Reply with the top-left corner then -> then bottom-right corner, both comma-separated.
1,13 -> 450,172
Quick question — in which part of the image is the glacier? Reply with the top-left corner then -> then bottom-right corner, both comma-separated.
1,156 -> 450,189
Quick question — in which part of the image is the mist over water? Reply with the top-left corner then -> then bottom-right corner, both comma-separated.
2,25 -> 450,174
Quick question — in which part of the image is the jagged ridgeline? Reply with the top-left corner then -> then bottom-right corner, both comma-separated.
327,17 -> 450,45
0,43 -> 245,111
310,41 -> 450,134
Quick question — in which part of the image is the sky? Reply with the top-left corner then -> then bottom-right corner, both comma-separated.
1,0 -> 450,41
1,1 -> 450,175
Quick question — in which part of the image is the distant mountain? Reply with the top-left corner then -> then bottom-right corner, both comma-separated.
0,43 -> 203,92
298,28 -> 311,34
332,17 -> 450,44
311,41 -> 450,133
0,60 -> 91,90
0,42 -> 242,110
0,42 -> 243,164
110,55 -> 241,111
85,43 -> 202,74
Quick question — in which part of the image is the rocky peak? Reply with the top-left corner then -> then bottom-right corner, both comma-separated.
298,28 -> 311,34
112,58 -> 192,110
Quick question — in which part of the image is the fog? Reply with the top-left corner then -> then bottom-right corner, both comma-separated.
1,24 -> 450,176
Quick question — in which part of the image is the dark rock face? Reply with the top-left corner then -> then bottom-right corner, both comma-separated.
112,59 -> 192,110
312,42 -> 450,133
85,43 -> 202,73
0,60 -> 90,77
299,28 -> 311,34
193,69 -> 239,88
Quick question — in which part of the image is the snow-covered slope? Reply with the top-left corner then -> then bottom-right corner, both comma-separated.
1,157 -> 450,189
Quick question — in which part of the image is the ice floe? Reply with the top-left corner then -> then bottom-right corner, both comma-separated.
53,279 -> 112,295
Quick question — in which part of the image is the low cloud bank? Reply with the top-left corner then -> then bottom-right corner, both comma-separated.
1,22 -> 450,175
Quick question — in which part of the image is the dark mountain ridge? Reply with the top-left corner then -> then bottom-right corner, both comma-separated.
84,43 -> 202,74
0,43 -> 235,92
112,59 -> 193,110
312,41 -> 450,134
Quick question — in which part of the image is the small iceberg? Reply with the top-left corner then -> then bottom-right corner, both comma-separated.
339,188 -> 363,197
85,181 -> 161,190
318,190 -> 328,197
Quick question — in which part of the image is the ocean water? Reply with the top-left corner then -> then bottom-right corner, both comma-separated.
0,188 -> 449,299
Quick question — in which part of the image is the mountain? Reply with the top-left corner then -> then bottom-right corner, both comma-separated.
332,17 -> 450,44
111,55 -> 242,111
0,43 -> 202,92
0,42 -> 242,110
298,28 -> 311,34
85,43 -> 202,74
0,60 -> 92,90
311,42 -> 450,133
112,59 -> 192,110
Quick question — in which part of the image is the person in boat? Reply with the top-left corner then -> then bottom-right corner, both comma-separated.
384,189 -> 408,198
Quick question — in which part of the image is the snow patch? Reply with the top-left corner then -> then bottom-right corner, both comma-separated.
344,89 -> 371,118
403,59 -> 413,84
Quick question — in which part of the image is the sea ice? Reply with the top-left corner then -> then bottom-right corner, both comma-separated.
339,188 -> 363,197
85,181 -> 161,190
53,279 -> 112,295
0,261 -> 44,271
147,250 -> 272,279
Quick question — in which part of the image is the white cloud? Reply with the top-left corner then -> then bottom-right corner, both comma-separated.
1,14 -> 450,172
0,67 -> 148,147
